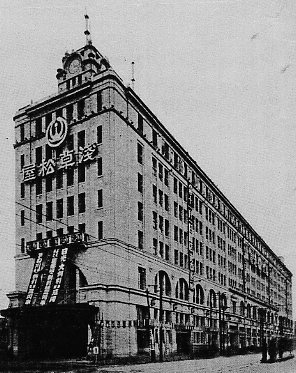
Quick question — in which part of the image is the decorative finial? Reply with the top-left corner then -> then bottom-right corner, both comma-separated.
84,12 -> 92,45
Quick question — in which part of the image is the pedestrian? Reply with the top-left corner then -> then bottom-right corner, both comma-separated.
278,337 -> 284,360
261,338 -> 267,363
268,337 -> 277,363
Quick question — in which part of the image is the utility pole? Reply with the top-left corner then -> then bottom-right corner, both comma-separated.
219,292 -> 222,354
146,289 -> 155,362
159,272 -> 164,362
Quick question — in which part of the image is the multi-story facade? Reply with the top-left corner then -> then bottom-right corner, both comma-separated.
2,28 -> 293,359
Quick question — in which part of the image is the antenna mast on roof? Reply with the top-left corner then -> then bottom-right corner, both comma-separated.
84,12 -> 92,45
131,61 -> 135,90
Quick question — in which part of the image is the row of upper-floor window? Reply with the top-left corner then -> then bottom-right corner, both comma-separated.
153,185 -> 169,211
138,142 -> 283,270
152,212 -> 170,236
20,190 -> 103,226
18,92 -> 102,142
153,238 -> 170,261
137,120 -> 285,265
138,137 -> 288,280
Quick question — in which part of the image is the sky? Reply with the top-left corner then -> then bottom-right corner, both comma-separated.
0,0 -> 296,313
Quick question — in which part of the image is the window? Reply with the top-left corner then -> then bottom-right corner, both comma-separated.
153,185 -> 157,203
21,238 -> 25,253
78,193 -> 85,213
163,142 -> 169,160
67,196 -> 74,216
138,173 -> 143,193
19,123 -> 26,143
152,129 -> 158,147
78,223 -> 85,233
97,157 -> 102,176
138,202 -> 143,221
97,91 -> 102,112
165,245 -> 170,261
164,168 -> 169,186
66,104 -> 73,122
36,178 -> 42,195
98,221 -> 103,239
46,175 -> 53,193
45,113 -> 52,129
138,267 -> 146,290
67,134 -> 74,150
67,226 -> 74,234
21,210 -> 25,226
46,144 -> 52,159
165,219 -> 169,236
164,194 -> 169,211
97,126 -> 102,144
77,100 -> 85,119
174,202 -> 178,217
159,190 -> 163,206
138,230 -> 143,250
179,228 -> 183,244
46,231 -> 53,238
36,204 -> 42,223
138,113 -> 143,134
153,211 -> 157,230
174,178 -> 177,194
174,249 -> 178,265
179,206 -> 183,221
35,146 -> 42,164
46,202 -> 53,221
158,164 -> 163,181
36,232 -> 42,241
20,154 -> 25,169
56,108 -> 63,118
78,130 -> 85,148
67,168 -> 74,186
56,199 -> 63,219
137,143 -> 143,164
174,226 -> 178,241
21,183 -> 25,198
152,157 -> 157,175
57,228 -> 64,237
56,170 -> 63,189
179,182 -> 183,198
97,189 -> 103,208
153,238 -> 158,255
78,163 -> 85,183
159,216 -> 163,232
159,241 -> 164,257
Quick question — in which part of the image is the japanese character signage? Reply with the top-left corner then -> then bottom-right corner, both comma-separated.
46,117 -> 68,147
188,185 -> 194,290
49,247 -> 68,303
22,143 -> 98,182
40,248 -> 60,305
25,252 -> 44,305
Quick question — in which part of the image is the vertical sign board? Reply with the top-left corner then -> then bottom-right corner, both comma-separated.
40,248 -> 60,305
49,247 -> 68,303
25,252 -> 44,305
188,186 -> 194,290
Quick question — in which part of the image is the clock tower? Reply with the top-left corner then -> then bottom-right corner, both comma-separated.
56,14 -> 111,93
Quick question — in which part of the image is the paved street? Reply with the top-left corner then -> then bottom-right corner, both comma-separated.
89,354 -> 296,373
5,353 -> 295,373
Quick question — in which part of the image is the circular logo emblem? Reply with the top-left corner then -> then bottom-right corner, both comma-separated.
46,117 -> 68,147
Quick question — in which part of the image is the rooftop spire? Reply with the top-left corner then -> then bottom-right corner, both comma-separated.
84,12 -> 92,45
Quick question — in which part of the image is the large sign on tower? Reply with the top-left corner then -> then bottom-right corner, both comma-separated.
46,116 -> 68,147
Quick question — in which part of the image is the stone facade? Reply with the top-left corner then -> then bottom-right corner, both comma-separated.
3,39 -> 293,359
